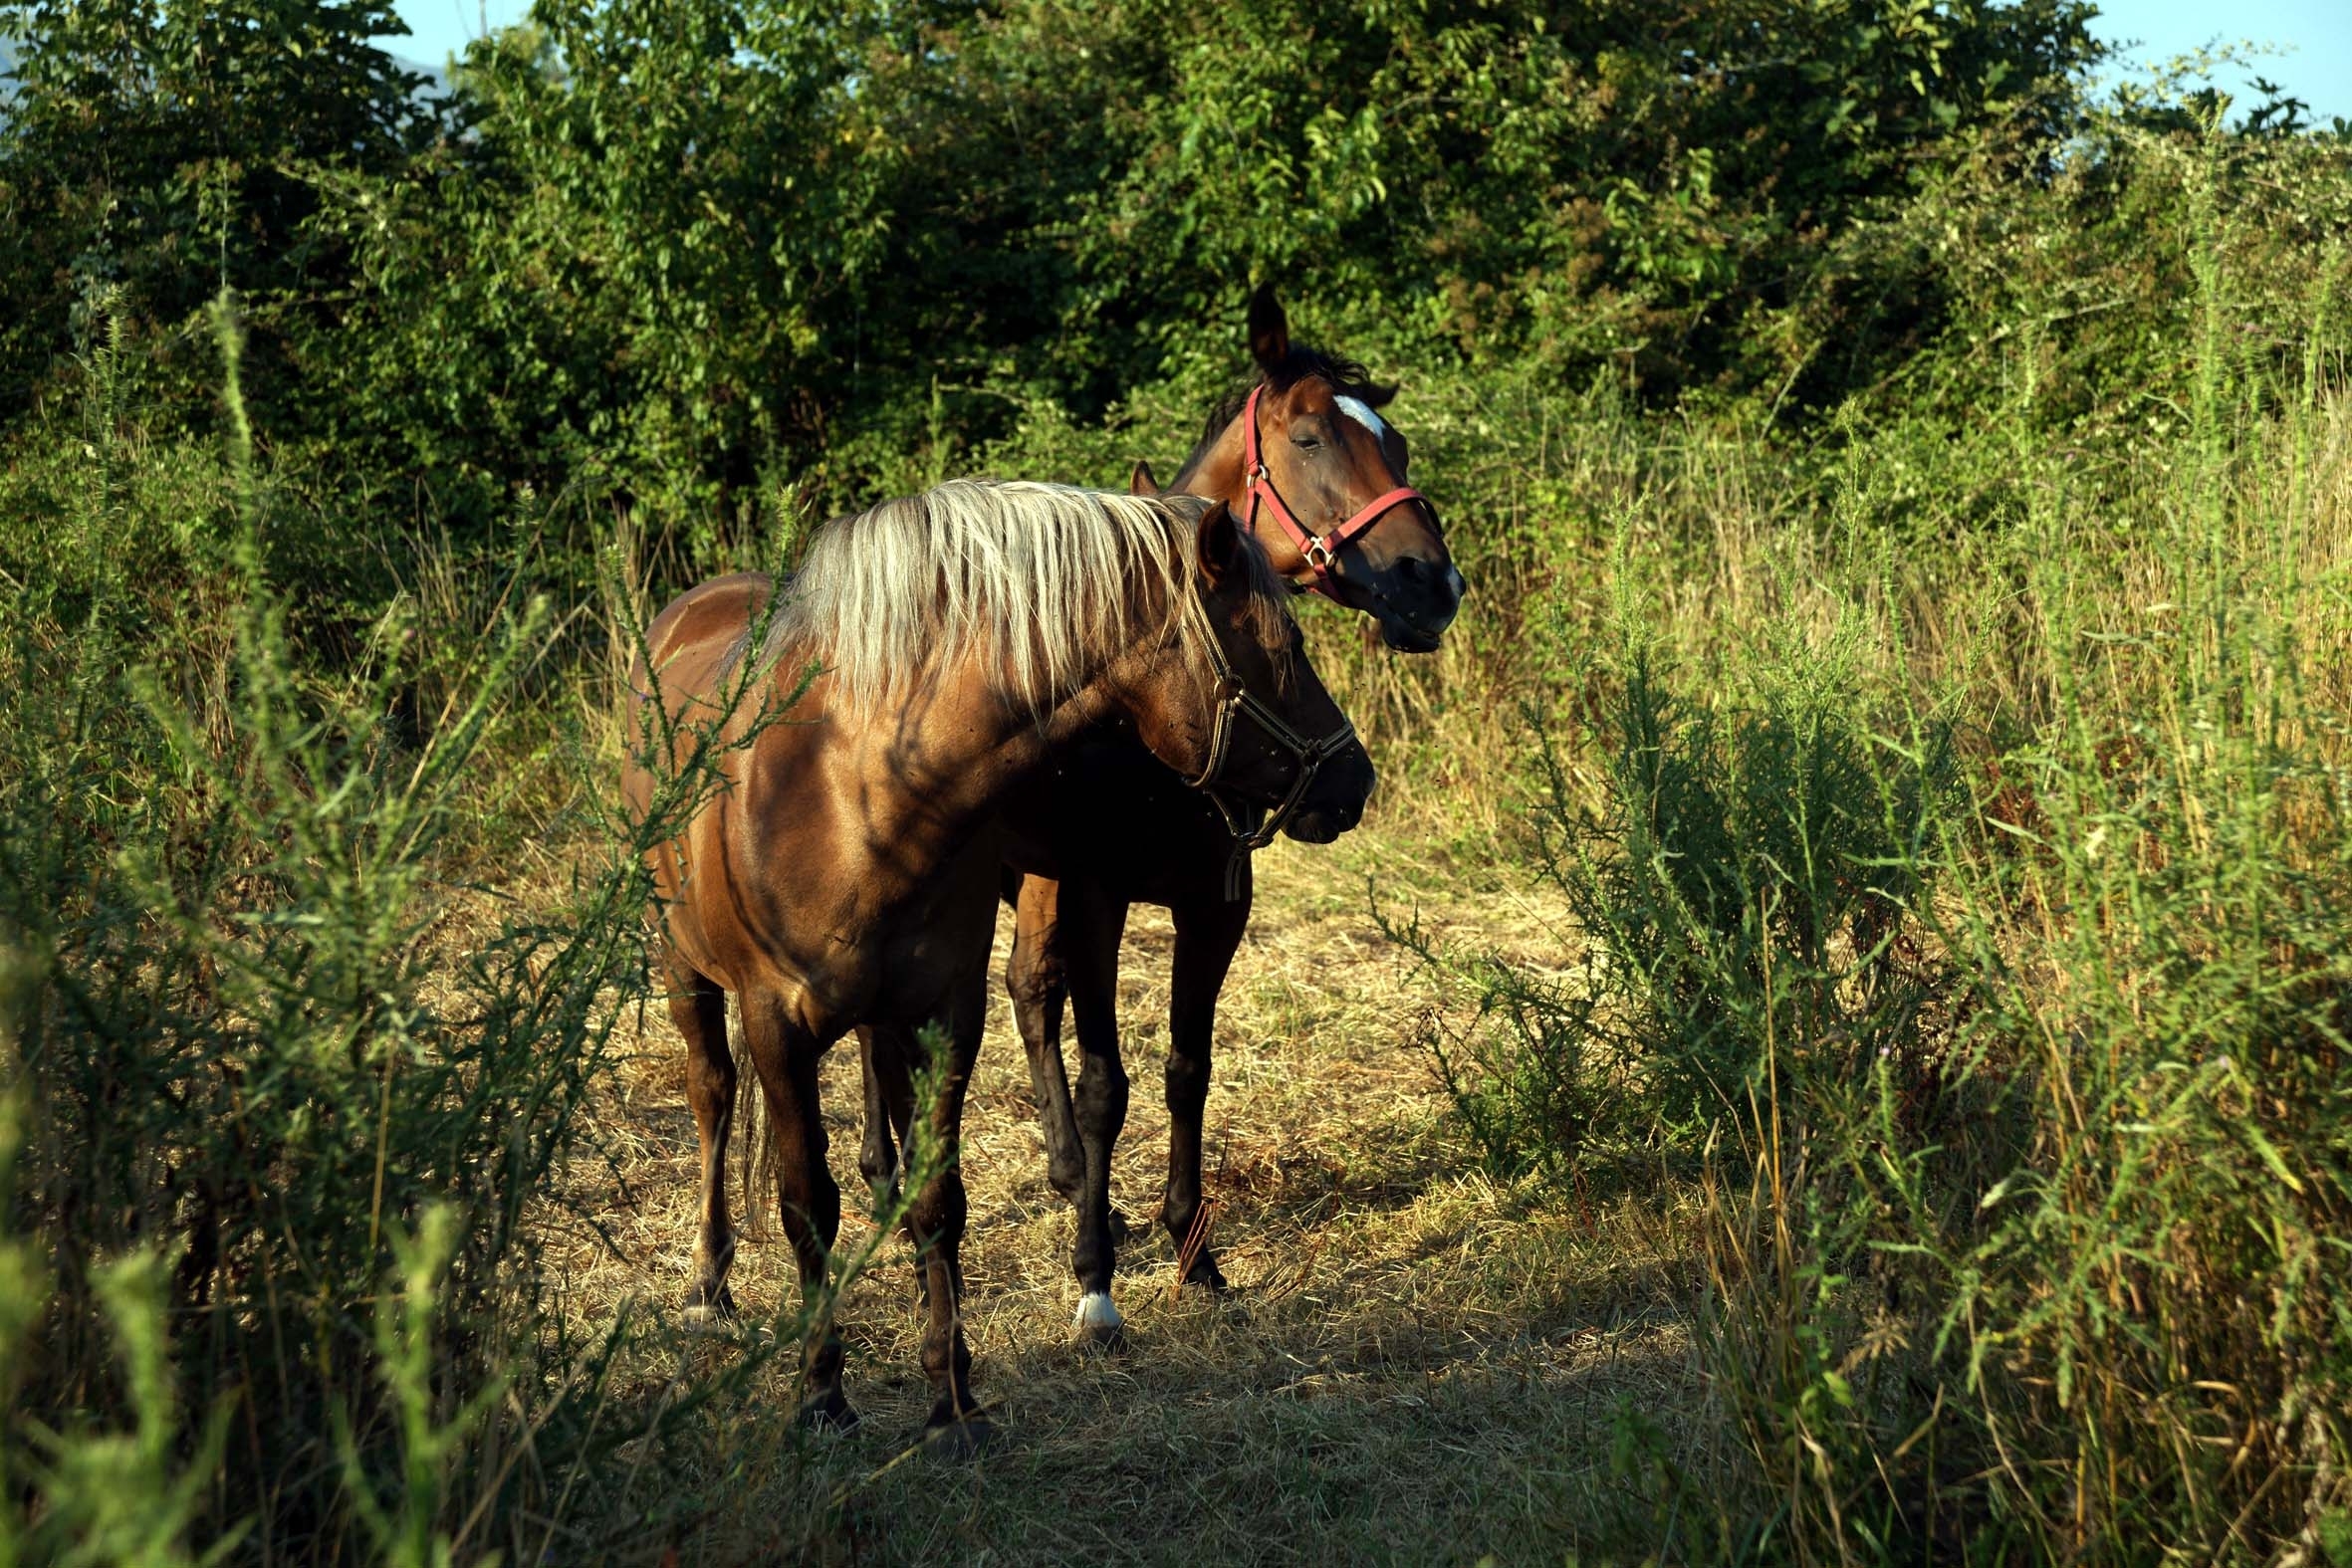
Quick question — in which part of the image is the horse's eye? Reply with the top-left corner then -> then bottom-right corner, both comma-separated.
1290,432 -> 1321,452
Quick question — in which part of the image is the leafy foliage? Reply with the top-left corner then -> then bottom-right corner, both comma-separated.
0,0 -> 430,415
2,1 -> 2350,1561
1399,157 -> 2352,1561
2,0 -> 2124,557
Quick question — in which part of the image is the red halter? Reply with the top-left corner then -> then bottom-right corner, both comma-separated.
1240,384 -> 1431,600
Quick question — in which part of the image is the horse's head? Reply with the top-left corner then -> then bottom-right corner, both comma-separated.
1117,497 -> 1375,845
1168,287 -> 1466,654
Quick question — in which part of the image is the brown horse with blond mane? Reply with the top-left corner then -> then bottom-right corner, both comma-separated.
623,478 -> 1373,1451
856,288 -> 1463,1345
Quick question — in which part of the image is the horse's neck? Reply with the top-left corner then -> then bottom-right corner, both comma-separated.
826,657 -> 1129,846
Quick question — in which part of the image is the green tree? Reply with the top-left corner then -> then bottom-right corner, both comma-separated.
0,0 -> 431,418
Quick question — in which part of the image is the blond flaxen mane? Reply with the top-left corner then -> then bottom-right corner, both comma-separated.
762,478 -> 1290,716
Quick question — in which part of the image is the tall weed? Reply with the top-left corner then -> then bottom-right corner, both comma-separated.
0,304 -> 884,1561
1400,128 -> 2352,1563
1392,593 -> 1956,1188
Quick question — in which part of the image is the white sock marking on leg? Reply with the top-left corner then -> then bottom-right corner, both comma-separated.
1072,1290 -> 1123,1332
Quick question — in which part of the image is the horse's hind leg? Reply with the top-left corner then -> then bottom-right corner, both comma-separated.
862,1023 -> 923,1309
1006,873 -> 1086,1210
739,989 -> 854,1432
897,989 -> 991,1454
1165,884 -> 1250,1294
1061,879 -> 1133,1345
853,1025 -> 905,1207
666,950 -> 739,1324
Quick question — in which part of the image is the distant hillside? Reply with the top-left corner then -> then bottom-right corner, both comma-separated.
390,52 -> 447,97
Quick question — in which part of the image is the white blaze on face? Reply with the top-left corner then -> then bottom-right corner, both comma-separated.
1332,394 -> 1387,440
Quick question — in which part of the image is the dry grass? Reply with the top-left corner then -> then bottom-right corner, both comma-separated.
470,397 -> 2352,1563
493,809 -> 1717,1564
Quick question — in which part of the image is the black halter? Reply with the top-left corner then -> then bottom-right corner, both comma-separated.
1185,649 -> 1359,900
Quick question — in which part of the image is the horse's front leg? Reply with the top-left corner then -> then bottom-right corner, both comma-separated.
1165,883 -> 1250,1294
853,1024 -> 909,1209
1060,878 -> 1132,1346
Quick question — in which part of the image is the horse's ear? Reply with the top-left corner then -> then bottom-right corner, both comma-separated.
1194,499 -> 1241,582
1247,284 -> 1290,372
1129,459 -> 1159,496
1361,380 -> 1398,409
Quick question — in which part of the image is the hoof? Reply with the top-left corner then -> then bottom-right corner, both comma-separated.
1069,1289 -> 1126,1351
681,1283 -> 738,1330
797,1388 -> 859,1435
1071,1318 -> 1126,1353
1180,1254 -> 1230,1296
921,1414 -> 995,1461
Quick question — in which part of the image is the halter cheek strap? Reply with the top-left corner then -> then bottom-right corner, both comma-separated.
1185,648 -> 1360,900
1241,384 -> 1431,599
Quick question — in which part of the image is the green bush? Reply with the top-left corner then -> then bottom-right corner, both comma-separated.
0,308 -> 908,1561
1408,178 -> 2352,1560
2,0 -> 2135,567
1393,598 -> 1956,1183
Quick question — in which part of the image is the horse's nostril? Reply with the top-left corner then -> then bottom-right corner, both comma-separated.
1396,556 -> 1429,583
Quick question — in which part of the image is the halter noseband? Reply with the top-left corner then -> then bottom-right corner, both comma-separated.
1240,383 -> 1431,599
1185,646 -> 1360,901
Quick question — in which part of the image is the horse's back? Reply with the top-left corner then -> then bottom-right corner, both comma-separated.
633,572 -> 776,711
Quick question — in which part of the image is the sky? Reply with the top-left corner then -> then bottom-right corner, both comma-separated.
381,0 -> 527,72
2087,0 -> 2351,125
378,0 -> 2351,126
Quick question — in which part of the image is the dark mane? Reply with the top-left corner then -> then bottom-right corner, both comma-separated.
1182,344 -> 1387,474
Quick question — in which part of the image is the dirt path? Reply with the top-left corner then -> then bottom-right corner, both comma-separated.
540,824 -> 1704,1564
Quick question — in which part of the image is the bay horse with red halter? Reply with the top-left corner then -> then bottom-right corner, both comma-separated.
854,288 -> 1462,1345
624,478 -> 1372,1452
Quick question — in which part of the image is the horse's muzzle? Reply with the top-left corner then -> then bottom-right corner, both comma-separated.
1372,559 -> 1466,654
1283,744 -> 1375,843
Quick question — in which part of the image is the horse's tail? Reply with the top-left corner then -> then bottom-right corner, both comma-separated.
737,1056 -> 776,1239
